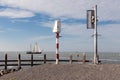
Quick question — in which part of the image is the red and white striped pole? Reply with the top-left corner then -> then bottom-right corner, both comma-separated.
56,32 -> 59,64
53,20 -> 61,64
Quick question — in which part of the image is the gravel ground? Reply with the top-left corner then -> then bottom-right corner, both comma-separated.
0,64 -> 120,80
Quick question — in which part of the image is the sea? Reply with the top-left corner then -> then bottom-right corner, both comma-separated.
0,51 -> 120,69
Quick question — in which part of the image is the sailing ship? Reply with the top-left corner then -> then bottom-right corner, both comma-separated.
27,42 -> 42,54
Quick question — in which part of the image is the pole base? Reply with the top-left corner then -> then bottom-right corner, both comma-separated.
56,59 -> 59,64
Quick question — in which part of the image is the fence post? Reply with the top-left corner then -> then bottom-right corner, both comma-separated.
18,54 -> 21,69
69,55 -> 72,64
44,54 -> 46,64
82,53 -> 86,64
31,54 -> 33,67
97,54 -> 101,64
5,54 -> 7,70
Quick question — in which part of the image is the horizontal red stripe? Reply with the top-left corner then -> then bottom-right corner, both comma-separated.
56,43 -> 59,48
56,32 -> 59,38
56,54 -> 59,59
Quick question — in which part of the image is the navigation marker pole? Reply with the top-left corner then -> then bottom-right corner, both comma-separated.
56,32 -> 59,64
53,20 -> 61,64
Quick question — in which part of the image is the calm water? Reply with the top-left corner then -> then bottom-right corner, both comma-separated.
0,52 -> 120,69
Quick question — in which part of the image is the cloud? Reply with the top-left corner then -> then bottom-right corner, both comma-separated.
32,35 -> 54,41
98,20 -> 120,26
0,27 -> 23,33
0,30 -> 5,33
40,20 -> 91,36
99,24 -> 120,39
0,0 -> 120,21
0,8 -> 35,18
97,0 -> 120,21
6,28 -> 23,32
11,19 -> 31,23
96,24 -> 120,52
0,0 -> 93,18
62,24 -> 85,35
40,21 -> 54,28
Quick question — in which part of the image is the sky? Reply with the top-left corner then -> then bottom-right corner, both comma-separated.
0,0 -> 120,52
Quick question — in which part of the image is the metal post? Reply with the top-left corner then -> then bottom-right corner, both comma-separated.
94,5 -> 99,64
56,32 -> 59,64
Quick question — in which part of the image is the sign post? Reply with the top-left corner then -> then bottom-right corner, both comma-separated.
94,5 -> 99,64
53,20 -> 61,64
87,5 -> 99,64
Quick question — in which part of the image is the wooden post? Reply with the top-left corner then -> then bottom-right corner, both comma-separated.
82,53 -> 86,64
31,54 -> 33,67
44,54 -> 46,64
77,54 -> 79,62
5,54 -> 7,70
97,54 -> 101,64
69,55 -> 72,64
18,54 -> 21,69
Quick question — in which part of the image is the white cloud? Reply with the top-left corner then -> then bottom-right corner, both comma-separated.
0,0 -> 93,18
6,28 -> 23,32
0,30 -> 5,33
0,27 -> 23,33
62,23 -> 87,35
99,24 -> 120,40
0,8 -> 35,18
11,19 -> 31,23
96,24 -> 120,52
40,21 -> 92,36
97,0 -> 120,21
0,0 -> 120,20
32,35 -> 54,41
40,21 -> 53,28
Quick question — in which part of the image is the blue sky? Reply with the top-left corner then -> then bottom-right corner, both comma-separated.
0,0 -> 120,52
